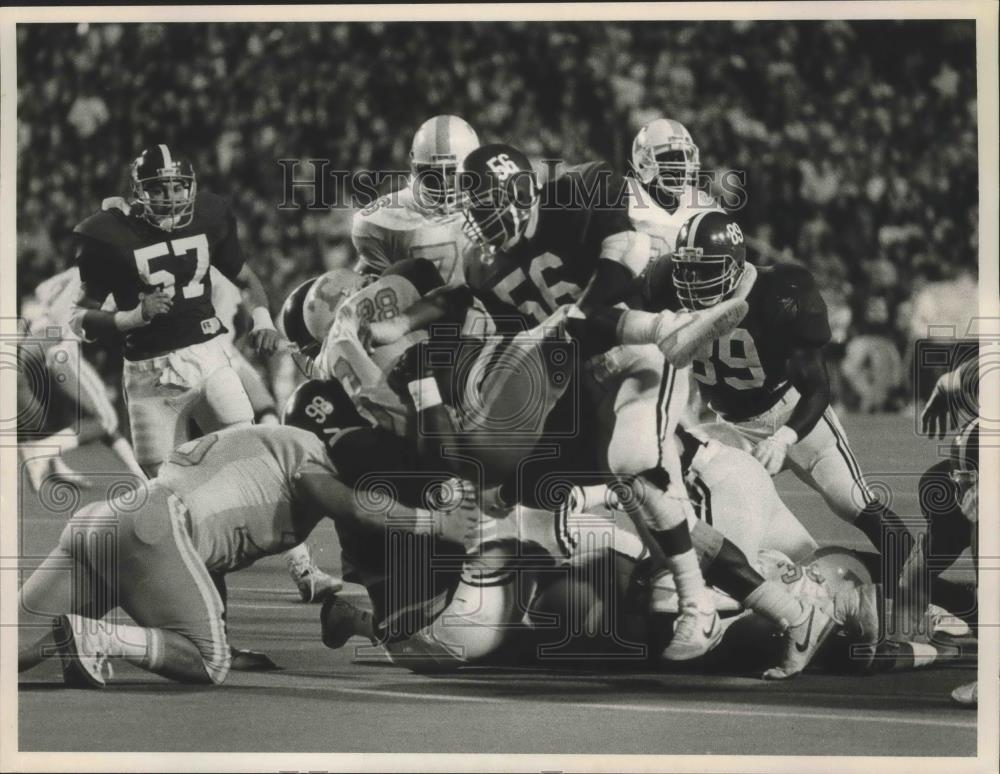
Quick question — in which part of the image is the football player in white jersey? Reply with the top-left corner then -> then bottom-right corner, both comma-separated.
16,398 -> 480,687
18,267 -> 146,487
353,114 -> 480,283
629,118 -> 723,262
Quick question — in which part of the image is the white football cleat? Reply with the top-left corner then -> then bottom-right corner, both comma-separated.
950,680 -> 977,707
656,298 -> 749,368
52,614 -> 113,688
660,599 -> 724,661
763,602 -> 837,680
927,604 -> 971,638
287,553 -> 343,603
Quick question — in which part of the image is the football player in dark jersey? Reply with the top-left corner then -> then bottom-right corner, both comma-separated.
67,144 -> 338,603
643,210 -> 907,584
913,359 -> 981,706
458,143 -> 751,660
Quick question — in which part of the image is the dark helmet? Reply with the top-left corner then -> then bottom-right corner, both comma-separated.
130,144 -> 197,231
281,378 -> 368,443
279,277 -> 320,358
672,211 -> 747,310
459,143 -> 538,255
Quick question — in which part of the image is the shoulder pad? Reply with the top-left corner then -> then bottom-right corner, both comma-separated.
353,194 -> 422,232
73,210 -> 132,245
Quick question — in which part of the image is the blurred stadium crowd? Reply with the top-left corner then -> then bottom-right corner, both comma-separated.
16,20 -> 978,412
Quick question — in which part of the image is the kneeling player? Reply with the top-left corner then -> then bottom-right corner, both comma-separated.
16,383 -> 472,687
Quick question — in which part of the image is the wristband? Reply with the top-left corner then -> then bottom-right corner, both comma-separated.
617,310 -> 667,345
772,426 -> 799,446
250,306 -> 276,331
114,306 -> 147,331
408,377 -> 442,411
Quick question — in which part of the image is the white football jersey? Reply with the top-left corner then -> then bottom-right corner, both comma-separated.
313,273 -> 428,434
352,185 -> 472,283
627,184 -> 723,262
32,267 -> 114,340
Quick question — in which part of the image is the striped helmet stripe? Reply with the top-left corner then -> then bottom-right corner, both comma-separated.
158,144 -> 173,167
685,209 -> 714,248
435,116 -> 451,155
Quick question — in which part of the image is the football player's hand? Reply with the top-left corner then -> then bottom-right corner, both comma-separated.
920,369 -> 962,439
250,326 -> 281,357
431,478 -> 480,552
139,289 -> 173,321
753,426 -> 798,475
386,341 -> 427,400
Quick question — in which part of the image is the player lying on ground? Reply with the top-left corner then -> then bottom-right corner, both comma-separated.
333,358 -> 839,680
16,415 -> 477,688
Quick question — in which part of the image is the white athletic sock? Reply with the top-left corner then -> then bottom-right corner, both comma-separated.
666,548 -> 712,607
742,580 -> 807,629
284,542 -> 312,569
92,619 -> 158,668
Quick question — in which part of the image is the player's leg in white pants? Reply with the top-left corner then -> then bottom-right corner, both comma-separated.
19,490 -> 230,685
591,352 -> 722,660
725,387 -> 906,585
44,342 -> 146,480
685,439 -> 818,563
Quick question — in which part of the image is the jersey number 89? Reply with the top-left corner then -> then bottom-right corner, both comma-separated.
692,329 -> 766,390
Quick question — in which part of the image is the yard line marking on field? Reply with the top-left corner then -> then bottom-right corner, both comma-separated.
228,675 -> 976,730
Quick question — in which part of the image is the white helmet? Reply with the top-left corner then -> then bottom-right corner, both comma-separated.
410,115 -> 480,214
303,268 -> 369,341
631,118 -> 700,197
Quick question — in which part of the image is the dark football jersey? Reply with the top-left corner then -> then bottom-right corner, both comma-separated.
73,192 -> 245,360
645,261 -> 831,420
464,161 -> 636,331
324,426 -> 462,640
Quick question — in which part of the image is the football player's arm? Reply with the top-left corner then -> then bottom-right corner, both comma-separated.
367,258 -> 473,345
352,216 -> 393,277
575,169 -> 651,314
921,357 -> 977,439
229,264 -> 280,356
298,472 -> 475,550
753,269 -> 832,474
69,237 -> 171,340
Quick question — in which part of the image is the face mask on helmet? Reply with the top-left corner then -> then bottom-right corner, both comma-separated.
672,247 -> 744,310
672,213 -> 747,310
461,171 -> 537,255
131,147 -> 197,232
412,163 -> 467,215
633,121 -> 700,198
410,115 -> 480,216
